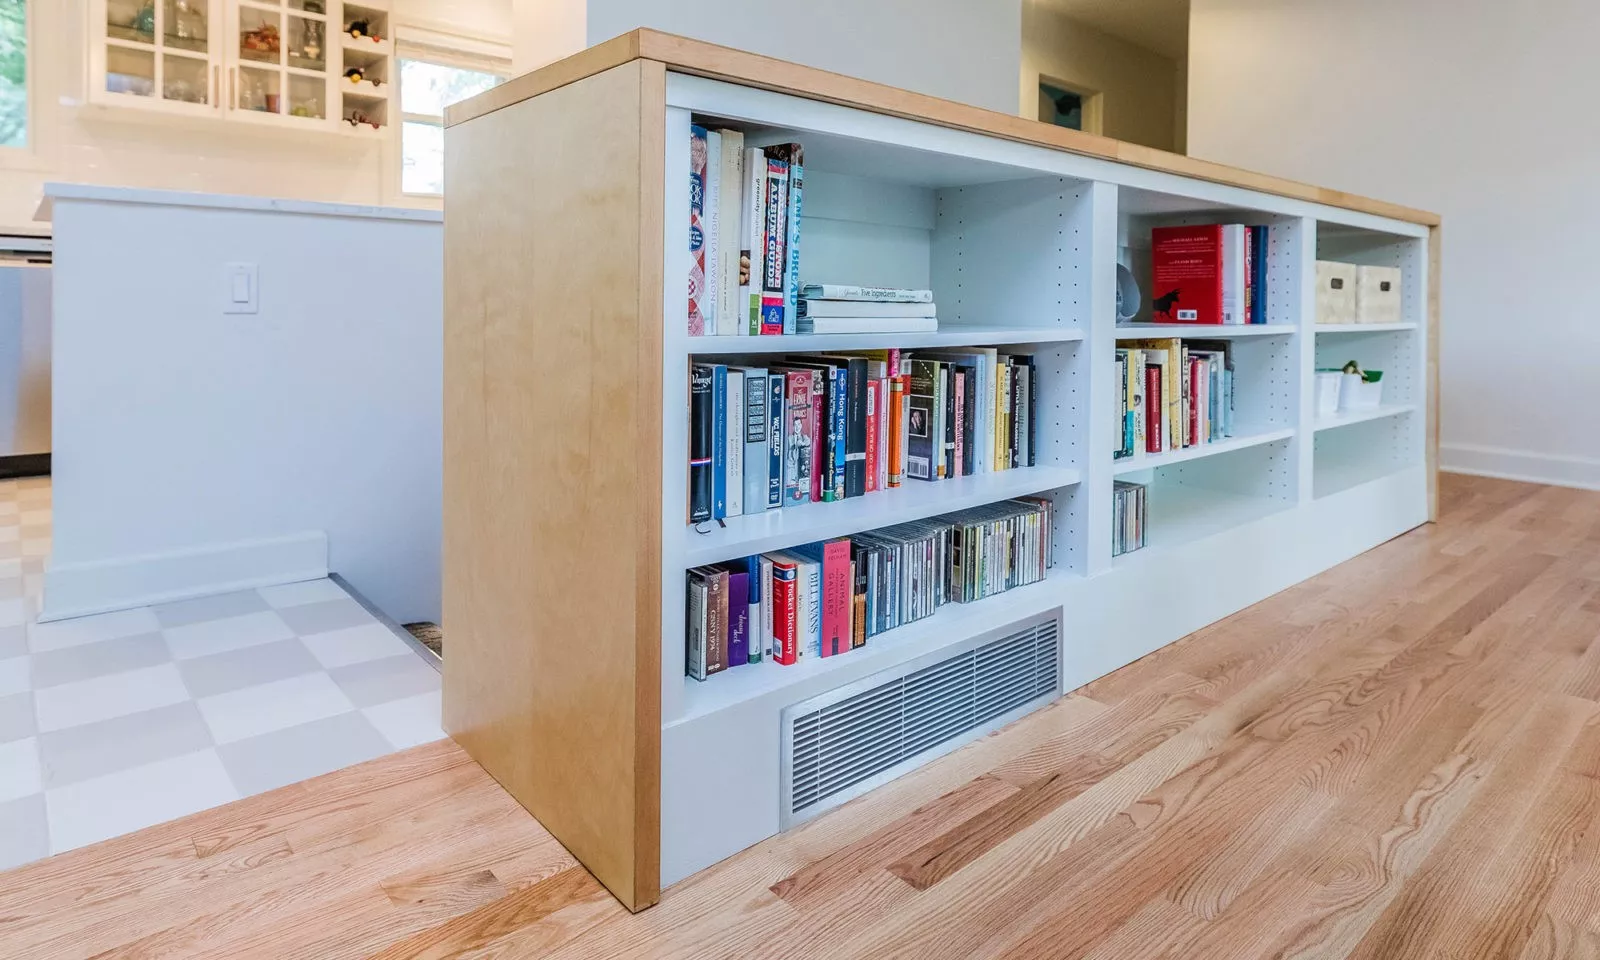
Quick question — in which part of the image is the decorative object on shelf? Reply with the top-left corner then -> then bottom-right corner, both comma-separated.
132,1 -> 156,39
1315,370 -> 1341,417
167,0 -> 206,47
163,78 -> 204,104
1315,260 -> 1358,325
343,66 -> 365,83
302,0 -> 325,12
343,110 -> 380,130
1115,262 -> 1141,323
1355,265 -> 1403,324
299,21 -> 324,64
290,97 -> 321,118
264,92 -> 281,113
241,22 -> 281,56
107,73 -> 155,96
345,18 -> 379,41
1338,361 -> 1384,411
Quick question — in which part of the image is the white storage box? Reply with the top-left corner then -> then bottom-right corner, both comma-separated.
1316,372 -> 1342,417
1316,261 -> 1358,325
1339,373 -> 1383,411
1356,265 -> 1403,324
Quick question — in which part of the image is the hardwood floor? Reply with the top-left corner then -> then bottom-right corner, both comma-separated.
7,473 -> 1600,959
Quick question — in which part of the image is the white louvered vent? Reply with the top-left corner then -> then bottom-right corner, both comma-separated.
780,611 -> 1061,828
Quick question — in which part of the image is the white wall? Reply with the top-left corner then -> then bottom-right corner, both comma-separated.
4,0 -> 509,227
1020,1 -> 1181,151
47,189 -> 441,623
586,0 -> 1023,113
1188,0 -> 1600,489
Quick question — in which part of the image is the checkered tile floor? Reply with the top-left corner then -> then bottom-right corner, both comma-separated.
0,477 -> 445,870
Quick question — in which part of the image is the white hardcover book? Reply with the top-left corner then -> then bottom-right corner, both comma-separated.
725,368 -> 744,517
741,147 -> 766,336
877,375 -> 889,491
799,300 -> 937,319
800,557 -> 821,659
759,555 -> 775,660
800,284 -> 934,303
702,130 -> 721,333
799,317 -> 939,335
716,130 -> 745,336
1222,224 -> 1246,325
738,368 -> 768,511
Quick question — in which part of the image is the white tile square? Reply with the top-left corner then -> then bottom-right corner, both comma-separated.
46,749 -> 237,854
21,540 -> 48,559
20,510 -> 49,527
0,656 -> 27,698
0,559 -> 22,579
0,737 -> 40,802
362,690 -> 445,751
196,673 -> 355,744
33,663 -> 191,733
0,526 -> 19,544
300,623 -> 412,670
0,597 -> 26,628
163,610 -> 294,661
257,579 -> 349,609
28,607 -> 161,653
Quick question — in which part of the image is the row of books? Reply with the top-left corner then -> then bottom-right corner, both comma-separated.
689,349 -> 1041,523
1114,339 -> 1235,458
1112,480 -> 1147,558
1149,224 -> 1271,325
686,498 -> 1056,680
687,124 -> 803,337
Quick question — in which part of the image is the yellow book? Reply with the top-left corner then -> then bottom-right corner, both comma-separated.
995,361 -> 1009,469
1129,339 -> 1182,452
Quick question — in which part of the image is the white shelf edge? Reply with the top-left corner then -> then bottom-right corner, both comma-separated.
1114,323 -> 1296,339
1111,426 -> 1296,476
1313,404 -> 1417,432
683,326 -> 1083,356
1314,323 -> 1418,333
672,571 -> 1070,724
681,465 -> 1082,568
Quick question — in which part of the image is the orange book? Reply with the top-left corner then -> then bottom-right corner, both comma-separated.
887,376 -> 905,487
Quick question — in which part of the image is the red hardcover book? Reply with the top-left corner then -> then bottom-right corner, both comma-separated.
865,379 -> 879,494
1151,225 -> 1224,325
1243,227 -> 1255,328
770,557 -> 798,665
1145,365 -> 1162,454
815,539 -> 852,656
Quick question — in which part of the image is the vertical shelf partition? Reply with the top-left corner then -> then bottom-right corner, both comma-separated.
442,33 -> 1439,913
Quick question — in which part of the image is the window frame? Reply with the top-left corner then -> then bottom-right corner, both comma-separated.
392,32 -> 510,201
0,0 -> 31,158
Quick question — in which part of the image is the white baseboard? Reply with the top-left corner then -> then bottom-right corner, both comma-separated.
40,531 -> 329,622
1440,442 -> 1600,492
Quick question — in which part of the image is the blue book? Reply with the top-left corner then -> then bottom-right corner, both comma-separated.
1250,225 -> 1269,323
767,374 -> 784,509
785,153 -> 803,335
711,364 -> 727,520
830,365 -> 847,500
745,556 -> 762,663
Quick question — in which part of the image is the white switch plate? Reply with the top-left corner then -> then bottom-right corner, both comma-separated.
224,262 -> 258,314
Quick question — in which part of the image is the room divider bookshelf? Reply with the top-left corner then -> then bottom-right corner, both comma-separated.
442,30 -> 1440,912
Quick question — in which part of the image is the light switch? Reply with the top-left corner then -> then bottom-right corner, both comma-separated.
224,262 -> 258,314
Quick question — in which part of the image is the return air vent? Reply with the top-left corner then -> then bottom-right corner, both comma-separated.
780,610 -> 1062,828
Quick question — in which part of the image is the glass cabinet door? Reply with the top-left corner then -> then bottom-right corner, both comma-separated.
231,0 -> 330,124
102,0 -> 216,108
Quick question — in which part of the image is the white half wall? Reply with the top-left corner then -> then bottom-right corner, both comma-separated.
46,186 -> 442,623
585,0 -> 1023,114
1187,0 -> 1596,489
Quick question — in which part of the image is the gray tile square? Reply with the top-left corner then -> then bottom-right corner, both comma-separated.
327,654 -> 440,708
153,590 -> 271,629
176,639 -> 320,699
30,632 -> 172,689
0,793 -> 47,870
0,692 -> 33,743
275,599 -> 376,638
37,701 -> 213,789
217,711 -> 390,796
0,625 -> 23,659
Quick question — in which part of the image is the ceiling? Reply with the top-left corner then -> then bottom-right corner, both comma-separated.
1033,0 -> 1191,60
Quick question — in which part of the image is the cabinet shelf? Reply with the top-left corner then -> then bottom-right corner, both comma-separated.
1112,425 -> 1295,475
682,465 -> 1082,568
1315,323 -> 1417,333
684,325 -> 1081,357
1114,323 -> 1296,339
1314,403 -> 1416,432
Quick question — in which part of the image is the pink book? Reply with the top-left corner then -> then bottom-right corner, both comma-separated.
798,538 -> 853,657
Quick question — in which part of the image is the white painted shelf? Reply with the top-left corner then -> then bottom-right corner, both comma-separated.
684,326 -> 1082,356
1111,426 -> 1296,476
1314,404 -> 1416,432
1315,323 -> 1418,333
683,465 -> 1082,568
1114,323 -> 1296,339
676,571 -> 1069,722
1113,484 -> 1293,566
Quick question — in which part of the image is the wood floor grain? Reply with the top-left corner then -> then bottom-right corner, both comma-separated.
6,473 -> 1598,959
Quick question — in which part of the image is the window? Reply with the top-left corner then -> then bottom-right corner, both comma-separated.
0,0 -> 24,147
399,59 -> 503,195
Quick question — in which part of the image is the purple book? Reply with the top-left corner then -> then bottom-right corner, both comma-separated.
727,570 -> 750,666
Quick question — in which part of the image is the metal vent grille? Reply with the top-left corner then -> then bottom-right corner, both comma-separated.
782,613 -> 1060,827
